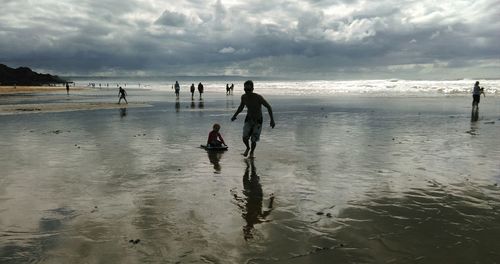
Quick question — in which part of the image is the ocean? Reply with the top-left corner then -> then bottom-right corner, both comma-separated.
1,78 -> 499,263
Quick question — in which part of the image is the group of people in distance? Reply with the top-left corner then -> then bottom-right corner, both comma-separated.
116,80 -> 275,158
226,83 -> 234,95
116,80 -> 485,157
174,81 -> 204,99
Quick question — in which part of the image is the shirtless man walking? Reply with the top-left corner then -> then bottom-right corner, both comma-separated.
231,80 -> 275,158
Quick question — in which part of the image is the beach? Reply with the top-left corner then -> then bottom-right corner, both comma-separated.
1,82 -> 500,263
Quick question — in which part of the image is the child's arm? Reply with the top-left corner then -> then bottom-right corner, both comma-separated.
218,133 -> 226,145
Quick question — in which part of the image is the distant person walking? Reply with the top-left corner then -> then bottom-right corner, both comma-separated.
198,82 -> 204,99
230,83 -> 234,95
174,81 -> 180,98
118,86 -> 128,104
65,83 -> 70,95
190,83 -> 195,99
231,80 -> 275,158
226,84 -> 230,95
472,81 -> 485,109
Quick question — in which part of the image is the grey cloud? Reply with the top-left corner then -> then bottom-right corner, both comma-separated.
155,10 -> 190,27
0,0 -> 498,79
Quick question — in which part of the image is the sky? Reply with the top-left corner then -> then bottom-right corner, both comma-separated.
0,0 -> 499,79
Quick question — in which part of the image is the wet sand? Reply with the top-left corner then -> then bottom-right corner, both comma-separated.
1,90 -> 500,263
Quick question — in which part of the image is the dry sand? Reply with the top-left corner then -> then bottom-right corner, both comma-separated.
0,85 -> 85,95
0,85 -> 150,114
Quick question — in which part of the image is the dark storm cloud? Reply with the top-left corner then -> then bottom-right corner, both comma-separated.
0,0 -> 499,78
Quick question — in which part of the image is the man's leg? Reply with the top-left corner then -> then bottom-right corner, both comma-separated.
242,136 -> 250,156
249,141 -> 256,158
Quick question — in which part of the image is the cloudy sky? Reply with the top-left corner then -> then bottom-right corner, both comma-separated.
1,0 -> 499,79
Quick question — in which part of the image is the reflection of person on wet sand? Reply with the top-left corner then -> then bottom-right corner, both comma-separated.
175,98 -> 180,112
232,159 -> 274,240
119,108 -> 127,118
207,151 -> 223,173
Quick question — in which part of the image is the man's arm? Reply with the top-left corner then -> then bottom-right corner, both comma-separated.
261,96 -> 275,128
231,96 -> 245,121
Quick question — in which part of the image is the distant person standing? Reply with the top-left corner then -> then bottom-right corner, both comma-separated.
65,83 -> 69,95
198,82 -> 204,99
472,81 -> 485,109
230,83 -> 234,95
174,81 -> 180,98
190,83 -> 195,99
231,80 -> 275,158
118,86 -> 128,104
226,83 -> 230,95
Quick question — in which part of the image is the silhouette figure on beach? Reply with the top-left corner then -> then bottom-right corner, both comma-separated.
118,86 -> 128,104
472,81 -> 485,110
232,159 -> 274,240
471,81 -> 485,122
65,83 -> 69,95
226,83 -> 230,95
207,123 -> 226,147
190,83 -> 195,99
198,82 -> 204,99
231,80 -> 275,157
174,81 -> 180,98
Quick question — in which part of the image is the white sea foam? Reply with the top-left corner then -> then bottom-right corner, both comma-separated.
73,78 -> 500,96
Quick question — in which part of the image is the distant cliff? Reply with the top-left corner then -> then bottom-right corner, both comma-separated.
0,64 -> 66,85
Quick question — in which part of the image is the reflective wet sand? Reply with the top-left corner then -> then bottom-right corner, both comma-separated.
1,90 -> 500,263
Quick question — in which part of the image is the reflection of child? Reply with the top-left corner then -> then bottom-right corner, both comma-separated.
207,123 -> 226,147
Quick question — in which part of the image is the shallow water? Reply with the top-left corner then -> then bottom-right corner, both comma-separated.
1,90 -> 500,263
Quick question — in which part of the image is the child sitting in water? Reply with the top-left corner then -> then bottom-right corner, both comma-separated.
207,123 -> 226,147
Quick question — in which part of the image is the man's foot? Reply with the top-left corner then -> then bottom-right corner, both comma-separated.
242,148 -> 250,157
248,151 -> 254,158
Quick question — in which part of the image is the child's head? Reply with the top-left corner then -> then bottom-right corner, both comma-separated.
212,123 -> 221,131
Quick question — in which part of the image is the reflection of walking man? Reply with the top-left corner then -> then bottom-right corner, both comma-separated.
231,80 -> 275,158
232,159 -> 274,240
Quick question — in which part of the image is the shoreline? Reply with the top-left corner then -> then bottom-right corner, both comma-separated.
0,102 -> 151,115
0,85 -> 84,95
